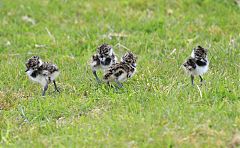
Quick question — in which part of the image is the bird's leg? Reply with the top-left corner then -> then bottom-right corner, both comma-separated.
199,75 -> 205,86
92,70 -> 101,83
191,75 -> 194,86
53,80 -> 60,93
115,79 -> 123,88
42,84 -> 48,96
199,75 -> 203,83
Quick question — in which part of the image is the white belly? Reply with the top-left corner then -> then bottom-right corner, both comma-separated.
192,63 -> 209,76
27,71 -> 47,86
26,70 -> 59,86
49,71 -> 60,81
118,72 -> 128,82
100,64 -> 111,70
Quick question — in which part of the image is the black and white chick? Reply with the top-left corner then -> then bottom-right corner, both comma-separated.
103,51 -> 137,88
183,45 -> 209,85
90,43 -> 117,82
25,56 -> 60,96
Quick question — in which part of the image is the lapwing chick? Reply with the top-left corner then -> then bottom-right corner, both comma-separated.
103,51 -> 137,88
183,45 -> 209,85
90,43 -> 117,82
25,56 -> 60,96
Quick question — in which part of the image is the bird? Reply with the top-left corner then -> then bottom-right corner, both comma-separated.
90,43 -> 117,83
103,51 -> 137,88
183,45 -> 209,85
25,56 -> 60,96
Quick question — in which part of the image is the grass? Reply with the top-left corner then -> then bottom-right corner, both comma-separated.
0,0 -> 240,147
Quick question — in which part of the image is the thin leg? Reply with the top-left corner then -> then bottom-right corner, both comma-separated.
199,75 -> 203,83
115,79 -> 123,88
199,75 -> 205,86
53,80 -> 60,93
42,84 -> 48,96
93,70 -> 100,83
191,75 -> 194,86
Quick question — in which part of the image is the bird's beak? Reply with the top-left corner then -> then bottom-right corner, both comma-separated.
25,68 -> 29,72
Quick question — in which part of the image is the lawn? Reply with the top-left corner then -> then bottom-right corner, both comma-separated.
0,0 -> 240,147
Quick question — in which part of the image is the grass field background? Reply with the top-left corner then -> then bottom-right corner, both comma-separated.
0,0 -> 240,147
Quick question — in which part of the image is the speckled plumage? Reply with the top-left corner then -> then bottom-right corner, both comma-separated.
103,52 -> 137,88
183,46 -> 209,85
90,43 -> 117,82
25,56 -> 60,96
